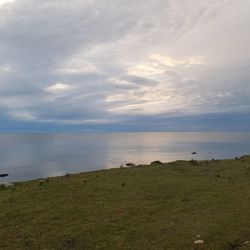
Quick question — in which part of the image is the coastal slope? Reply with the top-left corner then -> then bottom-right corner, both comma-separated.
1,156 -> 250,249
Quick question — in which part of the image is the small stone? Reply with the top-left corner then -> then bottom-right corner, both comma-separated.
194,239 -> 204,249
194,240 -> 204,244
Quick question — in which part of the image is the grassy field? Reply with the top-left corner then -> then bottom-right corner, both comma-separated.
1,156 -> 250,250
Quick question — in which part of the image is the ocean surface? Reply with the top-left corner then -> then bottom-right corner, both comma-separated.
0,132 -> 250,182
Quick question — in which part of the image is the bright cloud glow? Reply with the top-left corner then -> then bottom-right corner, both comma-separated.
0,0 -> 14,7
45,83 -> 72,94
128,63 -> 165,77
188,56 -> 206,66
150,54 -> 186,67
151,54 -> 205,67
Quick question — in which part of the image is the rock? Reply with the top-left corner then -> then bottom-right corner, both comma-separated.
0,182 -> 13,188
194,239 -> 204,249
0,173 -> 8,178
126,162 -> 135,167
194,240 -> 204,244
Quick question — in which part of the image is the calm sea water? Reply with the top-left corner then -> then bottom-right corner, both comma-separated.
0,132 -> 250,182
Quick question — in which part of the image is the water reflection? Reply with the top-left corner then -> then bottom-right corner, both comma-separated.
0,132 -> 249,182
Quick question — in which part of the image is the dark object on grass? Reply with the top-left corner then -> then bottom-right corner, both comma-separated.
83,178 -> 87,183
217,174 -> 221,178
39,180 -> 43,186
0,174 -> 8,178
96,175 -> 99,179
151,160 -> 162,165
126,162 -> 135,167
65,173 -> 70,178
226,239 -> 242,250
121,182 -> 126,187
191,152 -> 197,155
235,157 -> 239,160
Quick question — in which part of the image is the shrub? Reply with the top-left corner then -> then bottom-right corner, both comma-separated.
151,160 -> 162,165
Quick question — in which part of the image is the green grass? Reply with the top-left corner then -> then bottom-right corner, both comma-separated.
1,156 -> 250,249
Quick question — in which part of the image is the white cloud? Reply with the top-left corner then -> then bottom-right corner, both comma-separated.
150,54 -> 186,67
0,0 -> 14,7
188,56 -> 206,66
0,64 -> 11,71
55,56 -> 99,75
45,83 -> 72,94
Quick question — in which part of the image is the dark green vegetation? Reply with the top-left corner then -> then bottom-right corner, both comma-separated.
1,156 -> 250,250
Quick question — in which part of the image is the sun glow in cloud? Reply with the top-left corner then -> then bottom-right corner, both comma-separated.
45,83 -> 72,94
128,63 -> 165,77
0,0 -> 14,7
188,56 -> 206,66
150,54 -> 186,67
151,54 -> 205,67
128,54 -> 205,77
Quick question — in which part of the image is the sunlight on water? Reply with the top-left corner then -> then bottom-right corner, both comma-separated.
0,132 -> 250,182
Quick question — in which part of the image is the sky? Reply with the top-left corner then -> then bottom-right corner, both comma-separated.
0,0 -> 250,132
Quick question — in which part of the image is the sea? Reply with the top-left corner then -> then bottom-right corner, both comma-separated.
0,132 -> 249,182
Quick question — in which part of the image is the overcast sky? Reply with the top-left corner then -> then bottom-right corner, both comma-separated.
0,0 -> 250,132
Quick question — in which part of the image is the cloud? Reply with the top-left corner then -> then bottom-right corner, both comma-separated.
7,110 -> 36,121
0,0 -> 14,7
45,83 -> 72,94
0,0 -> 249,131
0,64 -> 11,71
